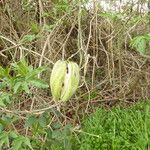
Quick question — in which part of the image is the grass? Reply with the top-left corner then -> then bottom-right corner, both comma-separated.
74,101 -> 150,150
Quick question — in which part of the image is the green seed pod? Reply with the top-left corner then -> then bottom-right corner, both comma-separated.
50,60 -> 80,102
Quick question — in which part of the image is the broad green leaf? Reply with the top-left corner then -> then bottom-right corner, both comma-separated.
29,78 -> 49,88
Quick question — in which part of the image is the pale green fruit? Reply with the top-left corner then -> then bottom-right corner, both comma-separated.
50,60 -> 80,102
50,60 -> 67,100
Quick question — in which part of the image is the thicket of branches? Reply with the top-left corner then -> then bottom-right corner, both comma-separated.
0,0 -> 149,149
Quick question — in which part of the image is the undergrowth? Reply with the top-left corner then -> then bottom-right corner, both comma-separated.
0,0 -> 150,149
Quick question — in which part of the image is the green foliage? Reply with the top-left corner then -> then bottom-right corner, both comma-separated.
74,102 -> 150,150
48,123 -> 73,150
43,24 -> 55,32
23,110 -> 73,150
0,131 -> 33,150
82,90 -> 99,101
0,99 -> 73,149
52,0 -> 73,15
131,34 -> 150,55
0,92 -> 12,107
31,22 -> 40,34
0,114 -> 17,132
45,0 -> 80,21
0,59 -> 48,107
0,59 -> 75,150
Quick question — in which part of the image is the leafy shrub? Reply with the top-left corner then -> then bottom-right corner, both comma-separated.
0,59 -> 74,150
74,102 -> 150,150
0,59 -> 48,107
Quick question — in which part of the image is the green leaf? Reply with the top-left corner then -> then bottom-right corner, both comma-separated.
31,22 -> 40,33
0,67 -> 5,77
38,115 -> 47,127
21,34 -> 36,43
0,100 -> 6,107
0,133 -> 9,148
0,67 -> 10,78
12,136 -> 33,150
43,24 -> 54,32
12,137 -> 23,150
13,82 -> 22,93
0,92 -> 12,107
52,130 -> 63,140
11,59 -> 29,76
24,137 -> 33,150
33,67 -> 47,74
25,116 -> 37,128
0,125 -> 3,133
3,93 -> 11,104
22,82 -> 30,94
0,119 -> 8,127
9,131 -> 18,138
0,138 -> 6,149
137,38 -> 146,54
29,78 -> 49,88
5,135 -> 9,147
143,34 -> 150,40
131,36 -> 146,54
64,137 -> 72,150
